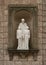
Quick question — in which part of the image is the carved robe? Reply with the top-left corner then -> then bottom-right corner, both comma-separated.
17,22 -> 30,50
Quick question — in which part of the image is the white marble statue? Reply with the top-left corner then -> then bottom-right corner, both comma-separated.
17,18 -> 30,50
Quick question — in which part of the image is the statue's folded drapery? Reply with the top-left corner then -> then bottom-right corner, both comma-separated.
17,19 -> 30,50
17,30 -> 30,50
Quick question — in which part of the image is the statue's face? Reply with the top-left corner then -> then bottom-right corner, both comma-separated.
21,18 -> 25,24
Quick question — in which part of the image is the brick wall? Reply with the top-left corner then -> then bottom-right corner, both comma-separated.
0,0 -> 45,65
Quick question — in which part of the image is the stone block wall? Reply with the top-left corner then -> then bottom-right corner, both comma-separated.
0,0 -> 46,65
42,0 -> 46,65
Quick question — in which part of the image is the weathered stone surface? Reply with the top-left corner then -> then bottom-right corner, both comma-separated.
43,44 -> 46,49
43,39 -> 46,43
43,4 -> 46,10
3,33 -> 8,39
38,33 -> 42,38
13,56 -> 19,61
43,11 -> 46,16
31,61 -> 39,65
38,10 -> 42,15
38,43 -> 42,49
38,16 -> 42,22
0,33 -> 3,39
14,61 -> 32,65
43,16 -> 46,21
38,36 -> 42,44
38,50 -> 42,56
4,55 -> 9,61
0,0 -> 45,65
4,44 -> 8,50
38,27 -> 42,33
0,61 -> 4,65
0,27 -> 4,32
0,43 -> 3,49
0,39 -> 3,44
3,27 -> 8,32
3,38 -> 8,44
44,62 -> 46,65
4,0 -> 37,5
43,22 -> 46,27
0,50 -> 4,60
0,9 -> 3,21
37,0 -> 42,4
43,33 -> 46,38
4,15 -> 8,22
0,22 -> 8,27
43,26 -> 46,32
4,61 -> 14,65
43,0 -> 46,3
38,4 -> 42,10
0,0 -> 4,5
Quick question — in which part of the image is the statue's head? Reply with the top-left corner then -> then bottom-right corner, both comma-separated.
21,18 -> 25,24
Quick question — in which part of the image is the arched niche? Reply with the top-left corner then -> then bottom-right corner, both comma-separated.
8,4 -> 39,61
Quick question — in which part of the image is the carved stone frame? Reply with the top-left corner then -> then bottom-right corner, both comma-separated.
8,4 -> 39,61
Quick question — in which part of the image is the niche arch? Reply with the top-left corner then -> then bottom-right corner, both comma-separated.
8,4 -> 39,60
